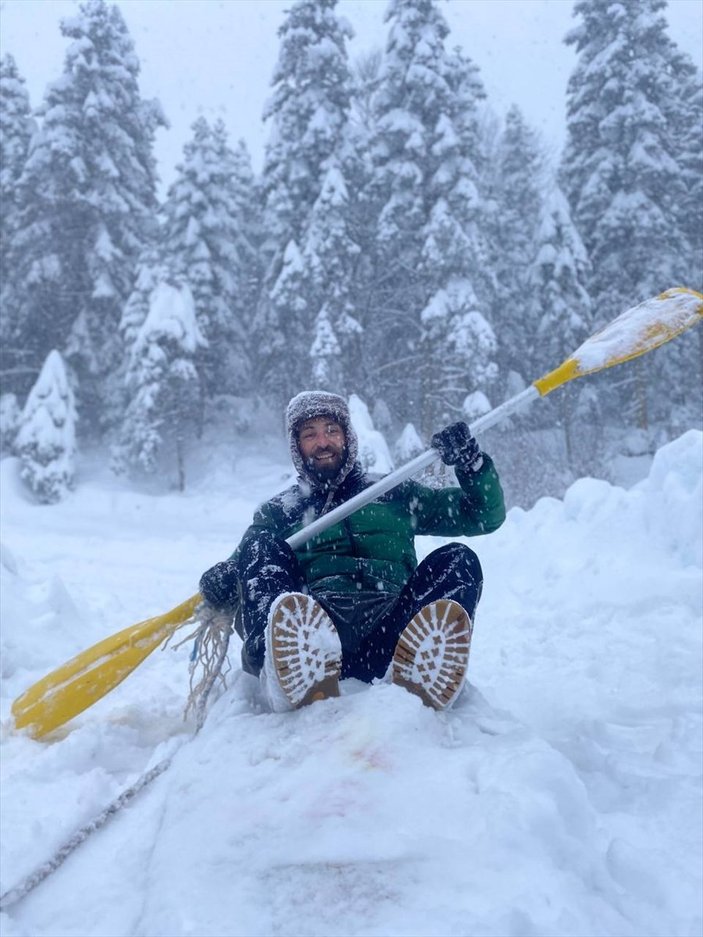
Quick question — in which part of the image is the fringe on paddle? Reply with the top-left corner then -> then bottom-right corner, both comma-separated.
172,602 -> 234,730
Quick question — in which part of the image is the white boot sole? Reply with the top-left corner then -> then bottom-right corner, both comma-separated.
267,592 -> 342,709
392,599 -> 472,710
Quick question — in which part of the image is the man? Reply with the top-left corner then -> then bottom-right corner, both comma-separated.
199,391 -> 505,713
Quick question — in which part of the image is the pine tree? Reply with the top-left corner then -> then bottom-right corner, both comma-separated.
561,0 -> 697,430
114,281 -> 205,490
15,350 -> 77,503
394,422 -> 424,463
417,47 -> 496,435
304,160 -> 362,395
485,105 -> 546,387
310,308 -> 342,388
343,52 -> 386,400
2,0 -> 165,433
527,185 -> 593,468
419,281 -> 497,434
0,54 -> 35,390
255,0 -> 354,404
367,0 -> 496,431
228,137 -> 263,333
161,118 -> 253,405
528,186 -> 592,373
348,394 -> 394,473
365,0 -> 451,421
562,0 -> 691,311
0,55 -> 33,222
119,246 -> 168,351
669,51 -> 703,288
0,393 -> 21,454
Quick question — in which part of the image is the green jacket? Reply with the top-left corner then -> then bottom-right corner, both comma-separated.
233,457 -> 505,595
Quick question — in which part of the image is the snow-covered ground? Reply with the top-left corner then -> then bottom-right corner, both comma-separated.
1,431 -> 701,937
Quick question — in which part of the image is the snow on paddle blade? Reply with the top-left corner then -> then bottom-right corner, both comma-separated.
571,287 -> 702,373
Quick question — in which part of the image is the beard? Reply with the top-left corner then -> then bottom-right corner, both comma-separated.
305,446 -> 347,482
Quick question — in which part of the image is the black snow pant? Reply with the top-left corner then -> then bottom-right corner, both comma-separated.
227,531 -> 483,682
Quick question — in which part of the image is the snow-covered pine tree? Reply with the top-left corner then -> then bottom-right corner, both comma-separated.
0,393 -> 21,454
0,54 -> 36,391
0,55 -> 33,226
528,186 -> 592,372
2,0 -> 165,435
114,281 -> 205,491
342,50 -> 387,402
304,159 -> 362,395
668,50 -> 703,289
367,0 -> 496,432
227,137 -> 263,334
351,48 -> 383,133
160,117 -> 252,406
446,46 -> 489,185
348,394 -> 394,474
417,46 -> 496,436
562,0 -> 692,315
266,238 -> 309,403
561,0 -> 697,431
310,309 -> 341,388
419,282 -> 497,435
15,350 -> 77,503
526,185 -> 594,470
484,104 -> 546,389
394,422 -> 424,463
366,0 -> 449,421
254,0 -> 354,405
119,246 -> 168,351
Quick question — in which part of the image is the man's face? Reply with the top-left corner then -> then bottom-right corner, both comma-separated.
297,416 -> 347,481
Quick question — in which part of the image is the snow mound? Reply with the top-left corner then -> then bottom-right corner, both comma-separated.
0,432 -> 700,937
0,542 -> 85,683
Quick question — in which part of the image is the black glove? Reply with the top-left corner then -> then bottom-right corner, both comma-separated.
199,559 -> 240,610
431,421 -> 483,472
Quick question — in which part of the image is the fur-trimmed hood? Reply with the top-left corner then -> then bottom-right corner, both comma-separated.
285,391 -> 359,497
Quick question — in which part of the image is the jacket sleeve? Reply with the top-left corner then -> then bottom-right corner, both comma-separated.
199,501 -> 283,609
226,500 -> 286,561
411,453 -> 506,537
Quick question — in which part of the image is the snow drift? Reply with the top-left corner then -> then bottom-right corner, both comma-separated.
1,432 -> 701,937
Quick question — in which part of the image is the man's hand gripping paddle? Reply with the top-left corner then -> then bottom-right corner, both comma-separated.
10,287 -> 702,738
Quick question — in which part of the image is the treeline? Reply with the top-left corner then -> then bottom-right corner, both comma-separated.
0,0 -> 701,502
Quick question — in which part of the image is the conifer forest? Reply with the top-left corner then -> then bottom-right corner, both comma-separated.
1,0 -> 701,504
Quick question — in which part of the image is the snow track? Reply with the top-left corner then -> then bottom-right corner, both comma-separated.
1,433 -> 701,937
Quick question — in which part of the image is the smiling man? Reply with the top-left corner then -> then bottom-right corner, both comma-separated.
199,391 -> 506,713
297,415 -> 347,481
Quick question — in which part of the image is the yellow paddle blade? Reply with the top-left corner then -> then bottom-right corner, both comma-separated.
11,593 -> 201,739
533,287 -> 703,396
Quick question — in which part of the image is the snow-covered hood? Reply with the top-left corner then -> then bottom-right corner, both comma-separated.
285,391 -> 359,493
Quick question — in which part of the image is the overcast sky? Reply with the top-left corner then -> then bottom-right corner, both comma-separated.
1,0 -> 701,192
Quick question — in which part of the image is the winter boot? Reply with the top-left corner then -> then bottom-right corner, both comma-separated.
262,592 -> 342,712
391,599 -> 472,710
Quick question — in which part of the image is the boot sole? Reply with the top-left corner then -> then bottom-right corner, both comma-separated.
392,599 -> 472,710
270,592 -> 341,709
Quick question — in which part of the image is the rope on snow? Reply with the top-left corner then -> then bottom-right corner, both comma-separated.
0,757 -> 172,912
0,603 -> 234,912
